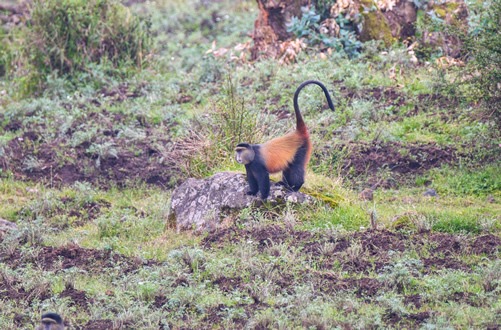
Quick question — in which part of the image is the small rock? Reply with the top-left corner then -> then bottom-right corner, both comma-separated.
423,188 -> 437,197
487,195 -> 495,203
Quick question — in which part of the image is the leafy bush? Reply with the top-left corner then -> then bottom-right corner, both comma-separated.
461,0 -> 501,115
286,6 -> 362,58
8,0 -> 151,94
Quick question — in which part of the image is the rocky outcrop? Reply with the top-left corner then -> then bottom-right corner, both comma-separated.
168,172 -> 313,232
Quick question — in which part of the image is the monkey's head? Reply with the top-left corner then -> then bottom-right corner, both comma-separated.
235,143 -> 255,165
38,312 -> 64,330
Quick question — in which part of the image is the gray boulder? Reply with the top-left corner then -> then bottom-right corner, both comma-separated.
168,172 -> 313,232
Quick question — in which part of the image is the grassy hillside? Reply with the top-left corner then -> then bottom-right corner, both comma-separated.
0,0 -> 499,328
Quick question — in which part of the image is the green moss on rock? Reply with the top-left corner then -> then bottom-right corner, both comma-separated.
303,189 -> 342,208
360,11 -> 395,46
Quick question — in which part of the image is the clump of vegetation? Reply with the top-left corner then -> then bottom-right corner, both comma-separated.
461,0 -> 501,117
6,0 -> 151,94
0,0 -> 500,328
286,6 -> 362,58
186,76 -> 263,177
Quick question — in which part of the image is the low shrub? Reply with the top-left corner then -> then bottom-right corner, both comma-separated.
6,0 -> 151,95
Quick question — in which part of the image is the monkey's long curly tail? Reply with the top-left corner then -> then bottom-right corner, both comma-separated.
293,80 -> 335,133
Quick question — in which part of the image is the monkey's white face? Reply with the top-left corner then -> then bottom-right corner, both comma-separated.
235,148 -> 254,165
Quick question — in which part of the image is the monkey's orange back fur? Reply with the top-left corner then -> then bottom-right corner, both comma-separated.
261,130 -> 311,173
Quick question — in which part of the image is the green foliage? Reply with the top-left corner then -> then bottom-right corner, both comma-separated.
0,0 -> 500,327
0,29 -> 7,77
31,0 -> 151,72
287,6 -> 322,38
7,0 -> 151,95
305,202 -> 369,230
431,212 -> 482,233
185,76 -> 263,177
315,0 -> 337,19
427,165 -> 501,196
461,0 -> 501,113
286,6 -> 362,58
214,77 -> 261,153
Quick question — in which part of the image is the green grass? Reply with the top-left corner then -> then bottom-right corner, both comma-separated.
0,0 -> 500,328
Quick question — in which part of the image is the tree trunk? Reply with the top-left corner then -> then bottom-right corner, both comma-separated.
251,0 -> 469,60
251,0 -> 309,60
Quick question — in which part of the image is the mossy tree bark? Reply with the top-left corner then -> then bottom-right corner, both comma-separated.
251,0 -> 468,59
251,0 -> 310,60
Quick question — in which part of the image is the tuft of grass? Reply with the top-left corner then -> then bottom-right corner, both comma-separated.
426,164 -> 501,197
5,0 -> 151,96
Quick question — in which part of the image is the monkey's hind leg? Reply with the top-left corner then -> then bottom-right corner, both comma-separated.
280,146 -> 307,192
257,170 -> 270,199
281,165 -> 305,192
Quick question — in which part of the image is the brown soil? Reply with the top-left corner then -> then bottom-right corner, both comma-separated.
78,320 -> 114,330
1,242 -> 156,327
204,226 -> 500,276
3,225 -> 498,327
59,283 -> 93,310
0,109 -> 184,189
2,243 -> 152,274
404,294 -> 423,308
316,141 -> 456,188
340,86 -> 408,109
199,226 -> 500,327
19,196 -> 110,229
0,278 -> 52,304
472,234 -> 501,255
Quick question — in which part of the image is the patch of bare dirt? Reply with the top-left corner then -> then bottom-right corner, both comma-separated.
422,257 -> 470,273
0,278 -> 52,304
78,320 -> 114,330
340,86 -> 408,109
312,272 -> 383,297
384,310 -> 432,328
153,294 -> 168,308
429,232 -> 466,254
213,276 -> 244,293
356,229 -> 407,254
472,234 -> 501,255
203,227 -> 501,277
2,243 -> 153,274
317,141 -> 456,188
59,283 -> 93,310
202,303 -> 249,327
0,110 -> 185,188
18,196 -> 110,229
0,2 -> 27,28
202,225 -> 316,251
404,294 -> 423,308
100,83 -> 145,102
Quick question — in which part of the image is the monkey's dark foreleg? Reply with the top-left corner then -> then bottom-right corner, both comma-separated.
245,165 -> 259,196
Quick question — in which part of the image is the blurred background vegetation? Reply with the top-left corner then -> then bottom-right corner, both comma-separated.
0,0 -> 499,328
